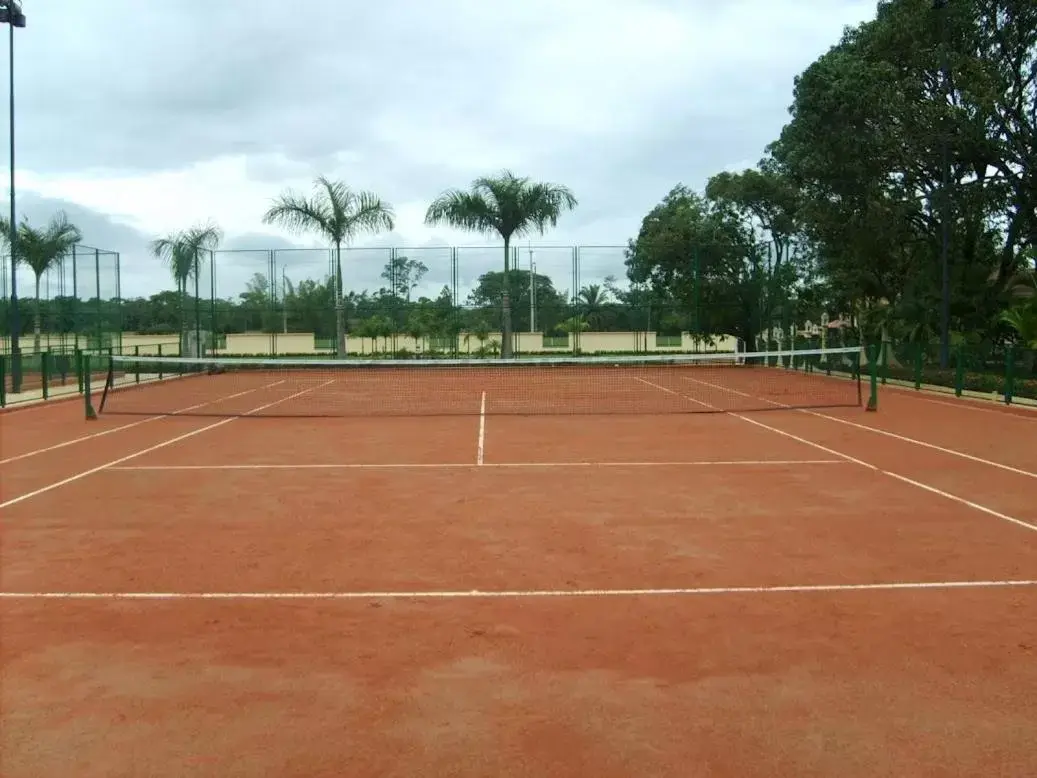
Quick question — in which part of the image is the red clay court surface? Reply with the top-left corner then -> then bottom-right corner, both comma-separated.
0,369 -> 1035,777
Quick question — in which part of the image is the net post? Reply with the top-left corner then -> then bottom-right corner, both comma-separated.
157,343 -> 164,380
0,354 -> 6,407
913,343 -> 923,390
866,344 -> 879,412
84,353 -> 97,420
41,350 -> 50,400
134,345 -> 140,384
954,343 -> 965,397
75,347 -> 84,393
1004,345 -> 1015,406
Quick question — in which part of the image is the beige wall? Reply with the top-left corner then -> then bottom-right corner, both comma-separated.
2,331 -> 740,357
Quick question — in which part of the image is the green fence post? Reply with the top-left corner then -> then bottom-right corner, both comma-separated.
41,351 -> 50,401
1004,345 -> 1016,406
954,343 -> 965,397
75,348 -> 84,393
84,353 -> 97,420
134,345 -> 140,384
866,343 -> 879,412
0,355 -> 6,407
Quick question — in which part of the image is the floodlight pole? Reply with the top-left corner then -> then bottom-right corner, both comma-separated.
934,0 -> 951,369
2,1 -> 24,392
528,244 -> 535,333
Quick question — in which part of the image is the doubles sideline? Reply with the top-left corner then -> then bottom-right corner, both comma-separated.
0,380 -> 335,510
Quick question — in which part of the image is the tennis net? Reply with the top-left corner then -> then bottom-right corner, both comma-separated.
88,346 -> 863,418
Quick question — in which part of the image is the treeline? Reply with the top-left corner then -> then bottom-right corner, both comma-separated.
624,0 -> 1036,363
1,262 -> 717,345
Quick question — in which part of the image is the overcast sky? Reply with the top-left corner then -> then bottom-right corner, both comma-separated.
1,0 -> 876,301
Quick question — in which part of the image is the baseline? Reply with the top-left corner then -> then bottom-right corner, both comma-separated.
2,578 -> 1035,599
0,379 -> 335,509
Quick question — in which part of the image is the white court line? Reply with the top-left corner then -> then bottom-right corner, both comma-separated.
682,374 -> 1037,480
477,391 -> 486,466
0,380 -> 288,466
2,579 -> 1034,600
107,459 -> 849,471
887,387 -> 1037,419
0,379 -> 336,510
676,376 -> 1037,534
800,408 -> 1037,480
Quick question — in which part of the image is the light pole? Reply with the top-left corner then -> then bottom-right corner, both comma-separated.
528,243 -> 536,333
1,0 -> 24,392
933,0 -> 951,369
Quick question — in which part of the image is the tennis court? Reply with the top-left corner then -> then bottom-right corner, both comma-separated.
1,348 -> 1035,777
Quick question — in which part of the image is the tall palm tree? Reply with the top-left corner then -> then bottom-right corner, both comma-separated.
262,177 -> 395,358
578,283 -> 609,329
151,222 -> 222,356
15,212 -> 82,352
425,170 -> 577,358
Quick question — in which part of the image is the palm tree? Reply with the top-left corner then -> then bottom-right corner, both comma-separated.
263,177 -> 395,358
1000,303 -> 1037,348
424,170 -> 577,358
1000,301 -> 1037,374
151,222 -> 222,356
15,212 -> 82,352
578,283 -> 610,329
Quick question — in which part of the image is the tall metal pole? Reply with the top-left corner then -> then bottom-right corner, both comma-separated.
6,5 -> 22,392
528,244 -> 535,333
934,0 -> 951,369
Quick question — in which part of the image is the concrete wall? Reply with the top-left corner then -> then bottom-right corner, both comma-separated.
210,331 -> 739,356
2,331 -> 740,356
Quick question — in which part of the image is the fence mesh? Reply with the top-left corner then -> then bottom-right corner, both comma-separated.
0,244 -> 121,396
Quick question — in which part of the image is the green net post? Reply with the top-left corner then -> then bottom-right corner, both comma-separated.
954,343 -> 965,397
84,353 -> 97,420
134,345 -> 140,384
866,343 -> 879,411
0,355 -> 6,407
41,351 -> 50,400
157,343 -> 164,380
913,343 -> 923,390
75,348 -> 84,393
1004,345 -> 1016,406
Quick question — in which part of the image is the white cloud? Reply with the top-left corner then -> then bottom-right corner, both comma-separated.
8,0 -> 877,296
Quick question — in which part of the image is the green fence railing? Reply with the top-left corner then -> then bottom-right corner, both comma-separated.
868,340 -> 1036,406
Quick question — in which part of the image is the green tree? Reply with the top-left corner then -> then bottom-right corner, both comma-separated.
381,255 -> 429,302
625,185 -> 767,348
263,177 -> 395,357
424,170 -> 577,357
150,223 -> 223,355
14,212 -> 82,351
768,0 -> 1036,357
466,269 -> 568,335
577,284 -> 610,329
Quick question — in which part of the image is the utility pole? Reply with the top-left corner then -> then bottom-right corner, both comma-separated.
528,243 -> 536,333
2,1 -> 25,392
933,0 -> 952,369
